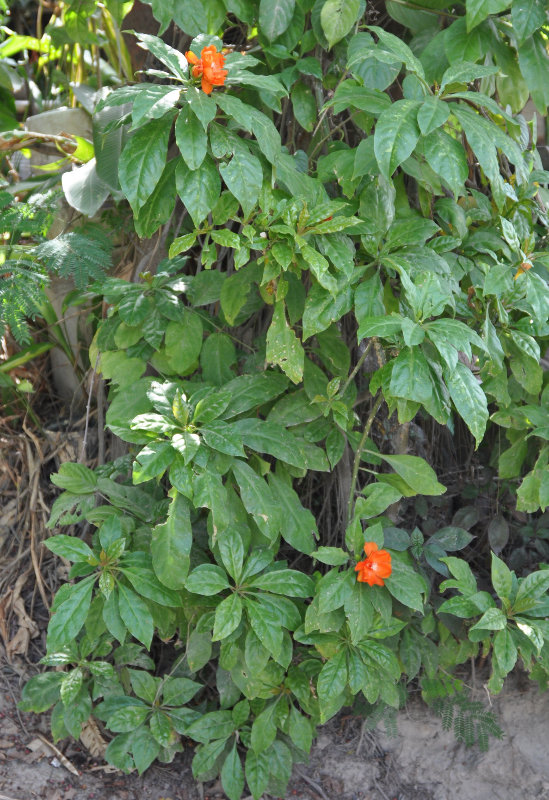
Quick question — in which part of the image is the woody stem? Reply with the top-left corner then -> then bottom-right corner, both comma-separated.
346,392 -> 384,528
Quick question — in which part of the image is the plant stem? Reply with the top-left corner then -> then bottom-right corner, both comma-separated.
340,339 -> 373,397
346,392 -> 384,527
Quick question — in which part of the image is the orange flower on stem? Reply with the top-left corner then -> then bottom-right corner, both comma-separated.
185,45 -> 227,95
355,542 -> 392,587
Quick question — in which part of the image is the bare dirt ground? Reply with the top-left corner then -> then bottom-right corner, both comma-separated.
0,668 -> 546,800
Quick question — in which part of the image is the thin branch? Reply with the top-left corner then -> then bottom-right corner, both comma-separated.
346,392 -> 384,527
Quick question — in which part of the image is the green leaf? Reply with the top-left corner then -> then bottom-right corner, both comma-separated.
374,99 -> 420,179
134,158 -> 178,239
368,25 -> 425,78
107,702 -> 150,733
119,116 -> 173,213
417,96 -> 450,136
187,630 -> 213,672
439,61 -> 499,92
134,32 -> 188,78
444,362 -> 488,448
491,552 -> 513,603
288,706 -> 313,752
317,650 -> 347,717
259,0 -> 295,40
378,454 -> 445,496
219,149 -> 263,218
422,128 -> 468,197
19,672 -> 63,713
245,748 -> 271,800
345,582 -> 374,642
202,421 -> 245,457
245,597 -> 283,658
249,569 -> 314,597
231,460 -> 281,538
102,590 -> 127,642
389,346 -> 433,405
105,732 -> 134,772
291,81 -> 317,132
175,106 -> 207,170
317,568 -> 354,613
513,570 -> 549,614
176,155 -> 221,226
268,472 -> 317,554
384,559 -> 425,611
120,564 -> 181,606
266,301 -> 304,384
117,583 -> 154,648
151,492 -> 192,589
321,0 -> 361,48
186,564 -> 230,596
171,431 -> 201,465
132,442 -> 175,484
132,725 -> 160,775
200,334 -> 236,386
466,0 -> 510,30
221,741 -> 245,800
48,577 -> 95,647
51,463 -> 97,494
220,261 -> 262,325
518,32 -> 549,113
429,526 -> 473,551
192,738 -> 228,778
469,607 -> 507,632
512,0 -> 546,44
250,704 -> 277,753
129,669 -> 158,703
187,86 -> 217,128
218,528 -> 245,582
314,546 -> 349,566
355,483 -> 402,518
186,710 -> 235,744
362,639 -> 400,680
493,628 -> 517,675
213,594 -> 243,641
45,535 -> 94,563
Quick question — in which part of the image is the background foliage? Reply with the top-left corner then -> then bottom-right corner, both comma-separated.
4,0 -> 549,796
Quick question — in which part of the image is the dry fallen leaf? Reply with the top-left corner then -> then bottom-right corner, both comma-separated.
79,717 -> 108,758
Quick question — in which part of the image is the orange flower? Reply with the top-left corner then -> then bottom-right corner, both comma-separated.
355,542 -> 392,587
185,45 -> 227,95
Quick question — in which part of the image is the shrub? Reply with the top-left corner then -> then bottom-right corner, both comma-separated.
15,1 -> 549,796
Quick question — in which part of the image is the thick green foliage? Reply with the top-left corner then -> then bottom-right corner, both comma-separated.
12,0 -> 549,796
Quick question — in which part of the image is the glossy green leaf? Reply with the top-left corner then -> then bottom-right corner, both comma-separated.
221,741 -> 245,800
117,583 -> 154,648
151,492 -> 192,589
176,155 -> 221,226
175,107 -> 207,170
374,99 -> 420,179
259,0 -> 295,40
219,149 -> 263,218
321,0 -> 360,48
119,116 -> 173,213
445,362 -> 488,448
213,594 -> 243,641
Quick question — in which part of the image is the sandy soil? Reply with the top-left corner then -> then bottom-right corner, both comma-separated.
0,670 -> 547,800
